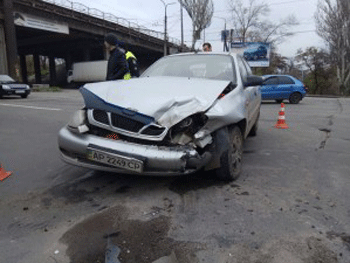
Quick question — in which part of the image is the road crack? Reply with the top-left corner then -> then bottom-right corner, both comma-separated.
316,99 -> 343,150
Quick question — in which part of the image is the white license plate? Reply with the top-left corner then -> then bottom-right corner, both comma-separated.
87,149 -> 143,173
15,90 -> 25,94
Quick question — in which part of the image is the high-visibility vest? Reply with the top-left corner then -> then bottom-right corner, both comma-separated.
123,52 -> 136,80
123,72 -> 131,80
126,51 -> 136,60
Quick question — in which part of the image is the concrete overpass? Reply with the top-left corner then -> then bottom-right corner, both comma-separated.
0,0 -> 187,85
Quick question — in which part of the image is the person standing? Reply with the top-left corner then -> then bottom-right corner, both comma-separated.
119,42 -> 140,78
104,33 -> 131,80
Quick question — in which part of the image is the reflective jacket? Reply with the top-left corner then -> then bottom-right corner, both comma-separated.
125,51 -> 140,77
106,47 -> 131,80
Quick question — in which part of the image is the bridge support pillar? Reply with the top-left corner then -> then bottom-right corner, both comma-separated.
83,47 -> 91,61
33,54 -> 42,84
49,56 -> 57,86
3,0 -> 17,78
0,22 -> 8,74
20,54 -> 28,84
65,53 -> 72,70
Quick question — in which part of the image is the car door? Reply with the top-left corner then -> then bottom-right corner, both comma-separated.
237,56 -> 260,135
275,76 -> 295,98
261,76 -> 279,99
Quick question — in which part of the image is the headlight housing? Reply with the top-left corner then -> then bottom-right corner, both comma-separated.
2,85 -> 10,90
67,109 -> 89,134
169,113 -> 208,145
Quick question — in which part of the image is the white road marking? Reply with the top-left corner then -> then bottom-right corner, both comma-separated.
0,103 -> 61,111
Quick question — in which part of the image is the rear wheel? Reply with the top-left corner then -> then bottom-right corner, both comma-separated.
215,126 -> 243,182
275,99 -> 283,104
289,92 -> 302,104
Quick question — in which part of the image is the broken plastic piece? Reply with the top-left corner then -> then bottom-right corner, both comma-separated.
105,238 -> 121,263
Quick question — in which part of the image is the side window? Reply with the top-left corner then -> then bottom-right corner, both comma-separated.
263,77 -> 278,85
277,76 -> 295,84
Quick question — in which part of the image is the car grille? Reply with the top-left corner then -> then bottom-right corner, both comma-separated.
110,113 -> 144,132
89,109 -> 167,139
93,110 -> 109,125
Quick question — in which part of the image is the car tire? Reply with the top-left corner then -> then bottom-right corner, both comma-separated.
289,92 -> 302,104
248,113 -> 259,137
276,99 -> 283,104
21,94 -> 28,98
215,126 -> 243,182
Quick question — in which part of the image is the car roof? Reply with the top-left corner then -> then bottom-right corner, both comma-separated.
165,51 -> 240,58
263,74 -> 295,79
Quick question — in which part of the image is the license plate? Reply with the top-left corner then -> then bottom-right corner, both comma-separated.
87,149 -> 143,173
16,90 -> 25,94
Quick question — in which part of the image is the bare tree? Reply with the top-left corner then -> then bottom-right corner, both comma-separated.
316,0 -> 350,94
296,47 -> 331,94
180,0 -> 214,50
227,0 -> 298,44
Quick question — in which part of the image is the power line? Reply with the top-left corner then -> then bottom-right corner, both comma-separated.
214,0 -> 315,14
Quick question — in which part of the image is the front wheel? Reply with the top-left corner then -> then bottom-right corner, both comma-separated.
215,126 -> 243,182
248,113 -> 259,137
289,92 -> 302,104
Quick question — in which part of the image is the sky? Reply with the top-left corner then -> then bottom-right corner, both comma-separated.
57,0 -> 325,58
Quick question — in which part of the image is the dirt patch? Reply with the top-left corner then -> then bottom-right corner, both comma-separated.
60,206 -> 204,263
168,172 -> 226,196
327,231 -> 350,250
211,236 -> 338,263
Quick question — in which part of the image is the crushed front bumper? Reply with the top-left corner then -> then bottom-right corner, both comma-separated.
58,126 -> 212,176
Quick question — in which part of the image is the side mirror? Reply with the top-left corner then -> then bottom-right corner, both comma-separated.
244,75 -> 263,87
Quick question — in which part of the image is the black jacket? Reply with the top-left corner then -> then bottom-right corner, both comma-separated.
106,47 -> 129,80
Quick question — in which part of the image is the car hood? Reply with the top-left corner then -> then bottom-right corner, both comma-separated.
80,76 -> 231,127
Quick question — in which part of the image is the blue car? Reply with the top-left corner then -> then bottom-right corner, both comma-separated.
261,75 -> 307,104
244,45 -> 268,61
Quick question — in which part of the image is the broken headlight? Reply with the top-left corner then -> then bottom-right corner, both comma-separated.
67,109 -> 89,134
169,113 -> 208,145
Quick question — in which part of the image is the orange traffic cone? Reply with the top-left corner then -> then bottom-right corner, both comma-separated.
0,163 -> 12,181
274,103 -> 289,129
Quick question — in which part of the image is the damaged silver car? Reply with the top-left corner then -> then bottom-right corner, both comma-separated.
58,52 -> 262,181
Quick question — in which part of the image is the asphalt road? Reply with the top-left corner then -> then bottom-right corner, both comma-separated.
0,91 -> 349,263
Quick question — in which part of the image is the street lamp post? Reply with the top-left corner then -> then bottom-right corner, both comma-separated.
160,0 -> 176,56
213,16 -> 228,52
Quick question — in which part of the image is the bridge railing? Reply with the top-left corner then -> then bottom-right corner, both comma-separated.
42,0 -> 181,45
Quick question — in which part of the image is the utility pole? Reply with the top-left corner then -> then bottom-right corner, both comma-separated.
180,0 -> 184,49
213,16 -> 228,52
160,0 -> 176,56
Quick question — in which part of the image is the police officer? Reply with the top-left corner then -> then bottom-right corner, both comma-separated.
118,42 -> 140,78
125,50 -> 140,77
104,33 -> 131,80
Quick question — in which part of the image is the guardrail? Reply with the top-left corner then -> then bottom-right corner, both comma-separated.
42,0 -> 181,45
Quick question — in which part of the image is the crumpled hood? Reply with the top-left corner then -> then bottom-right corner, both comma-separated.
81,76 -> 231,127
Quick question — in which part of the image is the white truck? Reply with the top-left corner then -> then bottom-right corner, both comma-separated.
67,60 -> 107,84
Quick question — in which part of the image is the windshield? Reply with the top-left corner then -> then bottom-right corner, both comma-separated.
141,54 -> 236,83
0,75 -> 15,83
